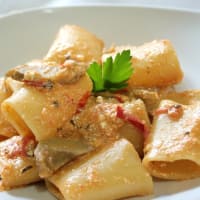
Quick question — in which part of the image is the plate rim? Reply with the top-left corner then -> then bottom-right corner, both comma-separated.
0,4 -> 200,20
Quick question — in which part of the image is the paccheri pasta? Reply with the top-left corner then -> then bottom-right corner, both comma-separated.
0,24 -> 199,200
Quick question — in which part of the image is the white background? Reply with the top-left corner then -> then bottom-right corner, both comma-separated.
0,0 -> 200,16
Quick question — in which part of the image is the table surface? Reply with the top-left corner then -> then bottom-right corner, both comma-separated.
0,0 -> 200,17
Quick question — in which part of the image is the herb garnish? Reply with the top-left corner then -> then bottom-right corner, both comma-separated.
87,50 -> 133,92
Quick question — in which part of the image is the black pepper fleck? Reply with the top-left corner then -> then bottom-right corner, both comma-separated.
43,80 -> 54,89
184,131 -> 190,135
65,54 -> 71,60
174,104 -> 182,109
70,119 -> 75,126
57,127 -> 63,132
21,165 -> 33,174
52,100 -> 59,108
85,124 -> 90,130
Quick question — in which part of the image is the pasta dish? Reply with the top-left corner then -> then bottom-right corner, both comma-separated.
0,25 -> 199,200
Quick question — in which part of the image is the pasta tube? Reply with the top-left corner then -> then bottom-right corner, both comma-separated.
0,136 -> 40,190
143,100 -> 200,180
103,40 -> 183,88
1,74 -> 92,141
43,25 -> 104,83
0,78 -> 17,138
118,99 -> 151,156
45,25 -> 104,64
47,139 -> 153,200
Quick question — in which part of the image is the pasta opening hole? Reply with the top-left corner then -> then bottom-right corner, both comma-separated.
2,104 -> 32,136
149,159 -> 200,179
45,180 -> 65,200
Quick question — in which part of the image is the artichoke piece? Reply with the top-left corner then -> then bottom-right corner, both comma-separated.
34,137 -> 92,178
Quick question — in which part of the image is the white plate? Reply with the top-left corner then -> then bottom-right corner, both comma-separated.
0,5 -> 200,200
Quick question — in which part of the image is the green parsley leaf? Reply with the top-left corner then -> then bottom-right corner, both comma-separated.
87,50 -> 133,92
87,62 -> 104,92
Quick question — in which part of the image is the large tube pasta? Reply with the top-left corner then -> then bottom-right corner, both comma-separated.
143,100 -> 200,180
44,25 -> 104,64
47,139 -> 153,200
43,25 -> 104,83
1,74 -> 92,141
0,136 -> 40,190
103,40 -> 183,88
0,78 -> 17,138
118,99 -> 151,156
